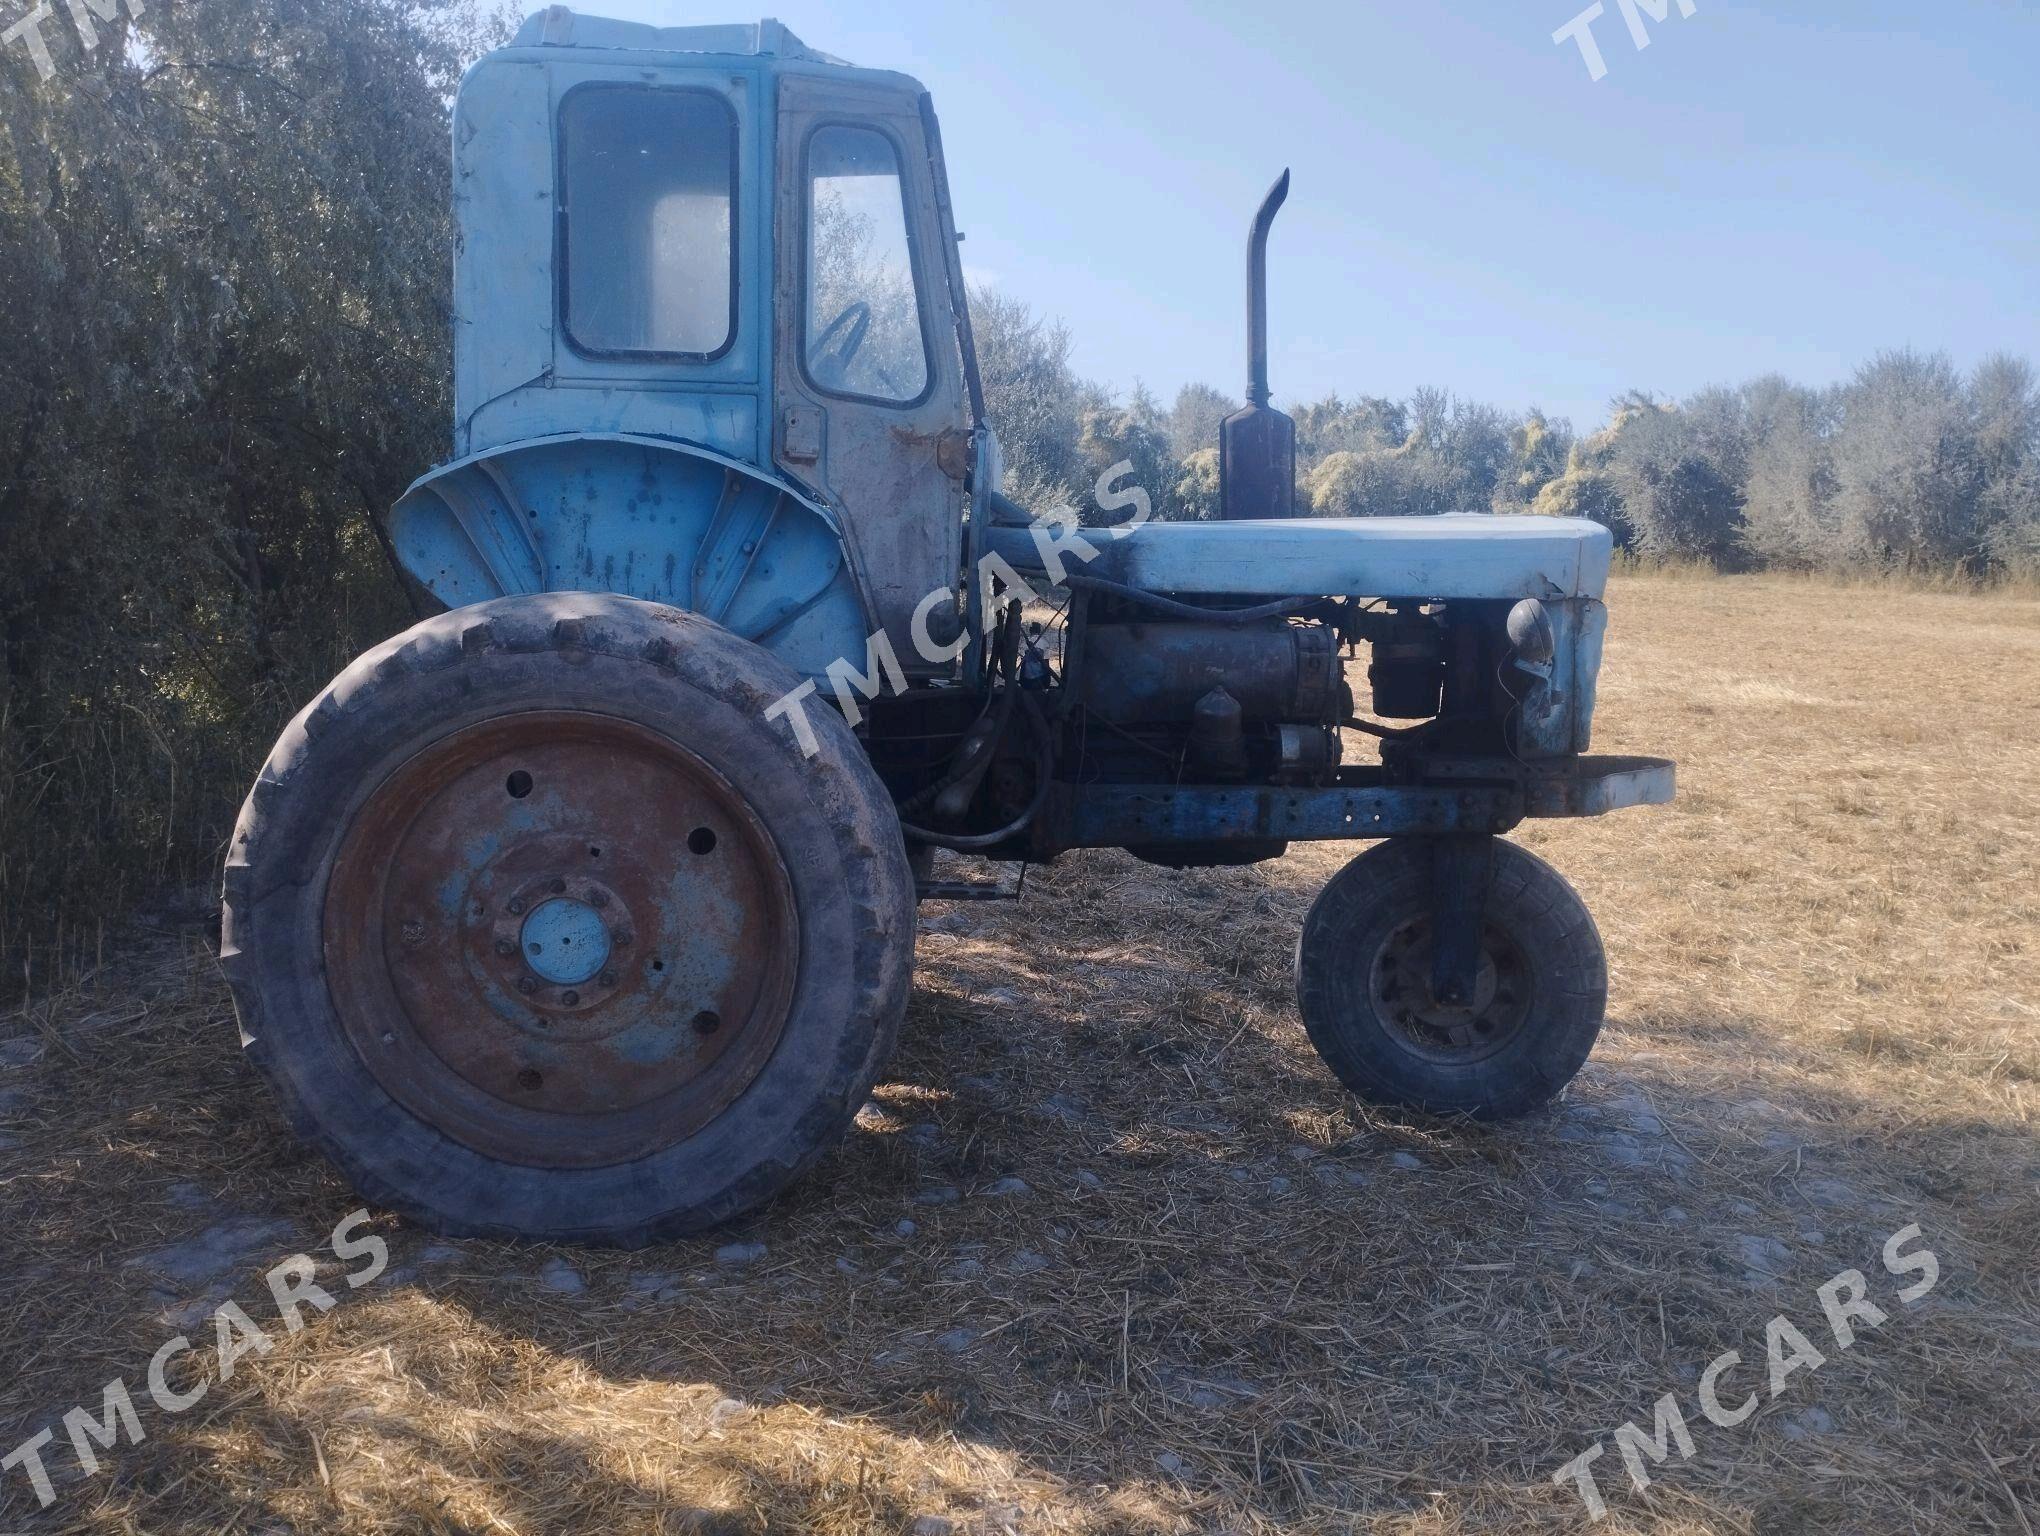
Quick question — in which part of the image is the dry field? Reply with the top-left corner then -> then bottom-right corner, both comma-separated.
1,573 -> 2036,1535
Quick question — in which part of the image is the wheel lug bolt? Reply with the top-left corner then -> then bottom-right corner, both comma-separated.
516,977 -> 537,995
590,892 -> 609,909
562,990 -> 580,1006
551,879 -> 566,894
599,972 -> 616,988
508,898 -> 526,916
495,939 -> 515,958
613,929 -> 633,947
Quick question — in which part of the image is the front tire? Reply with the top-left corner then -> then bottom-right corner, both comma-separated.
1295,838 -> 1605,1119
220,593 -> 914,1245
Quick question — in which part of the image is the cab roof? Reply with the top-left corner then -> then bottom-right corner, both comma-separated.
509,7 -> 851,66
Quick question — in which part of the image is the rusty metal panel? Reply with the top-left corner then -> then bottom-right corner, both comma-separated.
1078,622 -> 1342,723
1061,783 -> 1522,851
771,70 -> 970,678
324,711 -> 798,1168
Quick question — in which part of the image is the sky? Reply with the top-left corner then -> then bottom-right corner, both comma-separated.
572,0 -> 2039,435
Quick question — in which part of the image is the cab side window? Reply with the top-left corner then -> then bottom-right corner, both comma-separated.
803,125 -> 930,404
559,86 -> 738,359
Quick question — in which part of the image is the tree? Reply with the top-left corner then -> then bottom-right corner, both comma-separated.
1076,398 -> 1180,526
968,286 -> 1095,513
1971,354 -> 2040,575
1609,387 -> 1749,564
1293,393 -> 1405,473
1165,382 -> 1238,462
1408,390 -> 1513,510
1829,350 -> 1984,570
0,0 -> 509,977
1305,444 -> 1458,520
1301,391 -> 1511,519
1532,453 -> 1631,540
1532,396 -> 1658,546
1174,448 -> 1222,521
1493,410 -> 1575,512
1739,381 -> 1839,568
1969,354 -> 2038,489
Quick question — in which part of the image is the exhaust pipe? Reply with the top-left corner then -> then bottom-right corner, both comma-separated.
1219,170 -> 1297,520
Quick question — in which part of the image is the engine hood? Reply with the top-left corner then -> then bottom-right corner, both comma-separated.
984,513 -> 1615,602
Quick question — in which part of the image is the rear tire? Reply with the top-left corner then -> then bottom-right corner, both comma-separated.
1295,838 -> 1605,1119
221,593 -> 913,1245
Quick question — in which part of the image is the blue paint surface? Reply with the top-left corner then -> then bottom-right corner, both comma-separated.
390,434 -> 872,680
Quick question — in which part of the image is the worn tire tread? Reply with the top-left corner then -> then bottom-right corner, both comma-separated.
221,594 -> 912,1246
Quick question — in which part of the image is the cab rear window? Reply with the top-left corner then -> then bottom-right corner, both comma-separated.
558,86 -> 738,359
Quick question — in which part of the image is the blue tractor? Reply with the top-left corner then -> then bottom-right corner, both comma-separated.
221,10 -> 1674,1244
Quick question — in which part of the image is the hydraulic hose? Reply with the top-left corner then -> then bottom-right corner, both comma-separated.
898,690 -> 1055,851
896,606 -> 1022,818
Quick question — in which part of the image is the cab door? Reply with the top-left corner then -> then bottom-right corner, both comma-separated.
773,74 -> 969,678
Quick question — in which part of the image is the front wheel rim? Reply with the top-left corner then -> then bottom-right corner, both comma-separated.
1368,915 -> 1533,1065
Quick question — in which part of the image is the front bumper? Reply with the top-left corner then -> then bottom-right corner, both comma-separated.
1520,754 -> 1677,818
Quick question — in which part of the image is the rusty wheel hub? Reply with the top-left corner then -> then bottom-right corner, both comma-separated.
324,711 -> 796,1168
1369,916 -> 1530,1065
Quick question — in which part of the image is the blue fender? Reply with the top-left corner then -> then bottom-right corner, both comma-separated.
388,432 -> 875,680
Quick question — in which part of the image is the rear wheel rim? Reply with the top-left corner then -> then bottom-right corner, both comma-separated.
1368,915 -> 1532,1065
323,710 -> 797,1168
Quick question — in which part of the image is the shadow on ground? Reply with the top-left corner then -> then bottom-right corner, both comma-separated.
1,850 -> 2035,1534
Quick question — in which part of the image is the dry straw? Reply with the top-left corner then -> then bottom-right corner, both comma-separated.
0,573 -> 2035,1533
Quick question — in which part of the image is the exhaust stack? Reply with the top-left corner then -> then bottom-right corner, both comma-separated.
1219,170 -> 1297,520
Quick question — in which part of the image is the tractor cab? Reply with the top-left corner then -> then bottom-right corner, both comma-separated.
399,8 -> 979,677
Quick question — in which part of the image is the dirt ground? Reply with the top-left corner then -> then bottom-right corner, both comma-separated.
1,573 -> 2036,1535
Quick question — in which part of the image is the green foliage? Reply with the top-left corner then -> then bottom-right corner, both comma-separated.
1739,378 -> 1840,568
1174,448 -> 1222,522
1165,383 -> 1237,462
1531,396 -> 1660,546
1493,410 -> 1576,512
968,285 -> 1098,513
1294,393 -> 1405,466
1533,460 -> 1631,542
1075,397 -> 1181,526
1608,387 -> 1750,566
964,302 -> 2038,577
1297,391 -> 1510,519
1828,350 -> 1989,570
0,0 -> 508,980
1306,446 -> 1453,519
